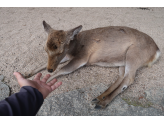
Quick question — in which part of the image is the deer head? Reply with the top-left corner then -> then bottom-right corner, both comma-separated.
43,21 -> 82,73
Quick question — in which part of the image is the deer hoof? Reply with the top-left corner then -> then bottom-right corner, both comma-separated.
91,98 -> 99,104
95,104 -> 108,109
94,104 -> 103,109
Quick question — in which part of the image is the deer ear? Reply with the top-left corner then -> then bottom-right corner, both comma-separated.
43,20 -> 53,33
67,25 -> 82,41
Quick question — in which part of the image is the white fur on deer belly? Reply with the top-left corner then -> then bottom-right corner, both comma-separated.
93,61 -> 124,67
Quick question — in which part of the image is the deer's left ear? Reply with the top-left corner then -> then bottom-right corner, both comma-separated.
66,25 -> 82,42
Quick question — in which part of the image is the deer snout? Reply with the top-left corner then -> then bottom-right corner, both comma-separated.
47,64 -> 58,73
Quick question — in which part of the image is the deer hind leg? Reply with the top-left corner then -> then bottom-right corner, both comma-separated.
92,66 -> 125,104
24,64 -> 47,78
47,56 -> 88,82
94,69 -> 136,109
94,45 -> 143,109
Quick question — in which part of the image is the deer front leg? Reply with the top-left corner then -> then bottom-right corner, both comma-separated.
24,64 -> 47,78
47,57 -> 88,82
91,66 -> 125,104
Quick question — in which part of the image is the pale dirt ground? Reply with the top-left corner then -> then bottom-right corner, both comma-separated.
0,8 -> 164,106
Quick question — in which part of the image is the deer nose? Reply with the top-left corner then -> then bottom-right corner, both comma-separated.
48,69 -> 53,73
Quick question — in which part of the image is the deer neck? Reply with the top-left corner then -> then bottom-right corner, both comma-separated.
68,35 -> 79,55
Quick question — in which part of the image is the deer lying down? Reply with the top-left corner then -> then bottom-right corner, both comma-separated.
25,21 -> 160,109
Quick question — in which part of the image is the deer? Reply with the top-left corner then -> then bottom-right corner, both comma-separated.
25,20 -> 160,109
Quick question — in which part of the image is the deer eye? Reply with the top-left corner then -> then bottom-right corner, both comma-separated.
54,45 -> 57,49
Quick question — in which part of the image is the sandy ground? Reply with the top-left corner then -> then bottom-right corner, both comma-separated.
0,8 -> 164,104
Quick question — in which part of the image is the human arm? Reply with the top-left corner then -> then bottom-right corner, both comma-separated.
0,72 -> 62,116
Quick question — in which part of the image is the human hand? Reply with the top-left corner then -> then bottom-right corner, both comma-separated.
13,72 -> 62,99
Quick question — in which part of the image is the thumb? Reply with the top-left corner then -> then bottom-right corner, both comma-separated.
13,72 -> 24,80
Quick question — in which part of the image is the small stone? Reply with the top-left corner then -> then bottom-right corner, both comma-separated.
0,82 -> 10,101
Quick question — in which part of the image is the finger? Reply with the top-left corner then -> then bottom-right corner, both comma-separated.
47,78 -> 57,86
33,73 -> 42,81
13,72 -> 25,80
51,81 -> 62,91
41,74 -> 51,83
13,72 -> 25,86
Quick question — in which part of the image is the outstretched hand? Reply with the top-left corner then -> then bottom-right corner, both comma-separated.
13,72 -> 62,99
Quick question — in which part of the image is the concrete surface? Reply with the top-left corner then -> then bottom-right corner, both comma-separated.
37,83 -> 164,116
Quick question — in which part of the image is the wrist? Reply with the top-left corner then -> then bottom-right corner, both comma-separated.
38,89 -> 48,99
20,85 -> 45,99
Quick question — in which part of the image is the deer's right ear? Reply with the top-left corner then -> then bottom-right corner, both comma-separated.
43,21 -> 52,33
67,25 -> 82,41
